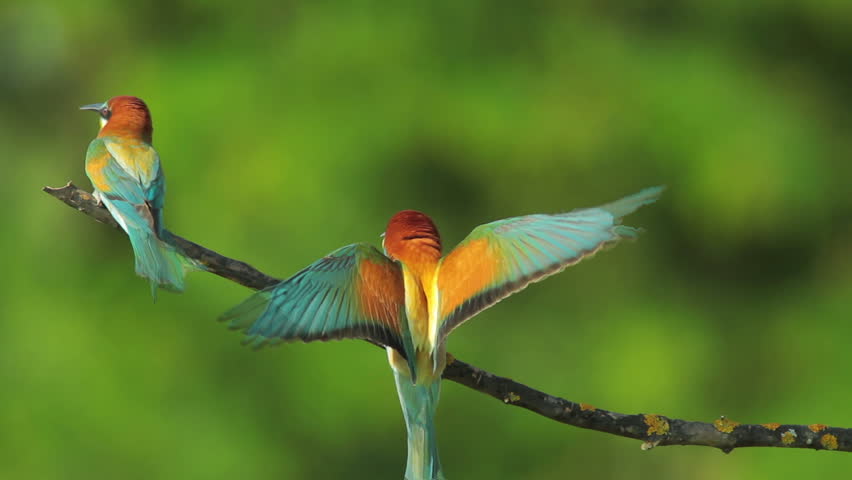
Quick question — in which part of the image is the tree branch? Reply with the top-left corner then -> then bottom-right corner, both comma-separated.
44,182 -> 852,454
44,182 -> 277,290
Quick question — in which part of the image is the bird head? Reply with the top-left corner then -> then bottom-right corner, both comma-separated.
383,210 -> 442,264
81,96 -> 153,143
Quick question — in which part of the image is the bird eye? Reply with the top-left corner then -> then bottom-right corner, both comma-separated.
100,107 -> 111,119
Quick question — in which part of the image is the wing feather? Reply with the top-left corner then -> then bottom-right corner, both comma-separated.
85,139 -> 160,233
437,186 -> 664,340
220,243 -> 406,352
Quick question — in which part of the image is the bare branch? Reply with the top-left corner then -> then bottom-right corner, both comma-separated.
44,182 -> 852,454
44,183 -> 277,290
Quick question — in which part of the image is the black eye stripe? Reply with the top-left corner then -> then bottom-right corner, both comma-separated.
100,108 -> 111,119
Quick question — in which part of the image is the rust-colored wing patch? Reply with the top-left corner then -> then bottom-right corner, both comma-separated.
437,238 -> 500,322
84,147 -> 114,193
357,256 -> 406,335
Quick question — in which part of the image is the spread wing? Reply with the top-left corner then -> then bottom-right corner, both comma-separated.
220,243 -> 408,352
436,186 -> 663,341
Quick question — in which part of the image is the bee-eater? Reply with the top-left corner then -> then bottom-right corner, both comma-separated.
81,96 -> 198,298
220,186 -> 663,480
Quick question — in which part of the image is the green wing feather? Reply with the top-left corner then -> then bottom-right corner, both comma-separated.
436,186 -> 664,341
219,243 -> 407,352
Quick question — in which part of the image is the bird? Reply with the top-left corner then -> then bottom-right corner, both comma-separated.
81,96 -> 199,299
219,186 -> 664,480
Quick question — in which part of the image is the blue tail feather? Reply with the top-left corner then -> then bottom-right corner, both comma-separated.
393,370 -> 445,480
126,228 -> 197,300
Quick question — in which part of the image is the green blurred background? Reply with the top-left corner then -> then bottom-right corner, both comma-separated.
3,1 -> 852,478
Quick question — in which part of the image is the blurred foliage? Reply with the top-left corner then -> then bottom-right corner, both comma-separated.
3,1 -> 852,478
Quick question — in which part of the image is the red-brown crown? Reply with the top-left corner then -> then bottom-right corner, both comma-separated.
99,96 -> 153,143
383,210 -> 442,263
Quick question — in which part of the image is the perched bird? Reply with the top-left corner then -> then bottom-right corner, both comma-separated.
81,96 -> 198,298
220,186 -> 664,480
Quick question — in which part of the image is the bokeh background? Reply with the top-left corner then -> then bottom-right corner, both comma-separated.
3,1 -> 852,479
